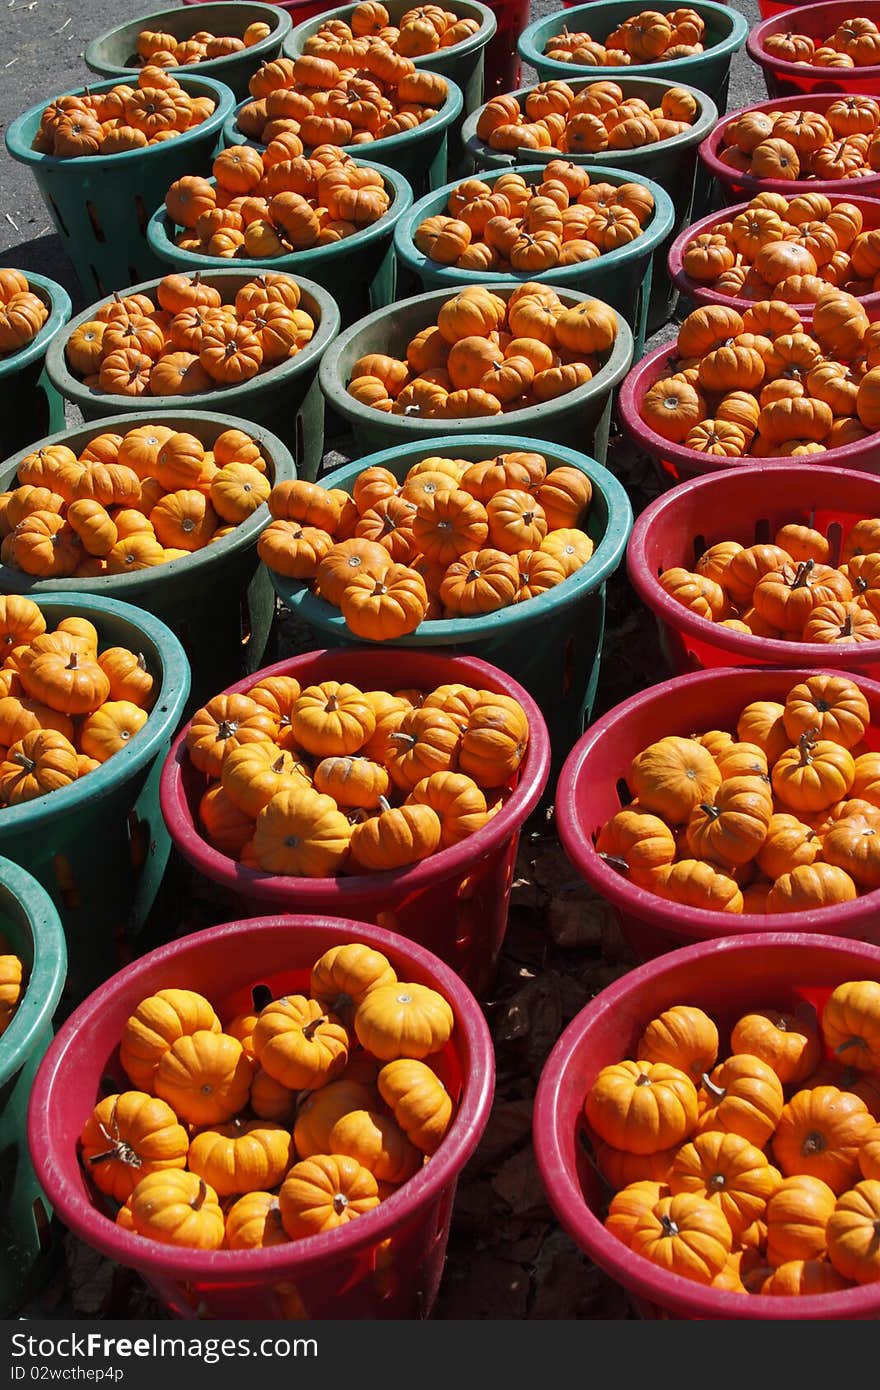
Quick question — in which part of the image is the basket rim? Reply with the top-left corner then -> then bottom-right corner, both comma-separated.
4,71 -> 236,171
317,280 -> 635,434
393,161 -> 676,288
224,77 -> 464,156
43,269 -> 341,415
27,912 -> 495,1281
699,90 -> 880,196
517,0 -> 749,81
0,410 -> 296,598
0,856 -> 67,1089
666,192 -> 880,319
532,929 -> 880,1319
159,645 -> 551,902
626,459 -> 880,668
282,0 -> 498,65
746,0 -> 880,81
146,157 -> 414,273
0,269 -> 72,384
461,73 -> 719,168
618,337 -> 880,473
0,593 -> 190,834
271,432 -> 633,641
555,662 -> 880,932
84,0 -> 292,82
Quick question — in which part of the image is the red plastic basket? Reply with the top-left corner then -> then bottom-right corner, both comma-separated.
617,340 -> 880,485
27,914 -> 494,1319
747,0 -> 880,98
533,931 -> 880,1320
758,0 -> 798,15
555,664 -> 880,960
699,93 -> 880,205
667,193 -> 880,319
626,462 -> 880,679
160,647 -> 551,998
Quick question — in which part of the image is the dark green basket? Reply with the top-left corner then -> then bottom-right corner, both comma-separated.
84,1 -> 293,101
0,271 -> 71,461
393,162 -> 675,358
0,856 -> 66,1316
146,158 -> 413,328
518,0 -> 748,114
43,269 -> 340,482
0,594 -> 190,1003
283,0 -> 496,176
0,412 -> 296,705
223,78 -> 465,199
318,282 -> 634,462
4,73 -> 236,298
461,74 -> 718,332
269,433 -> 632,777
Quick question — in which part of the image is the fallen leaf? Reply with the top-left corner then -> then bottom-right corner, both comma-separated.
492,1145 -> 553,1220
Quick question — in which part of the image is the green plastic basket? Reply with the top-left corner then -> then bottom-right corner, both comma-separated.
0,594 -> 190,1002
84,1 -> 293,101
461,74 -> 718,331
283,0 -> 496,175
0,411 -> 296,705
43,269 -> 340,482
223,77 -> 465,199
0,271 -> 71,461
145,158 -> 413,328
269,433 -> 632,776
392,162 -> 675,358
4,74 -> 236,299
317,282 -> 634,462
0,856 -> 66,1317
518,0 -> 748,114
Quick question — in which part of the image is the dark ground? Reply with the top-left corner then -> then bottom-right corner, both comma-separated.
1,0 -> 763,1322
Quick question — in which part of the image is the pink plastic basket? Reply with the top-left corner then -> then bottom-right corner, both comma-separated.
27,913 -> 494,1320
533,931 -> 880,1320
555,664 -> 880,960
159,647 -> 551,998
747,0 -> 880,98
667,193 -> 880,319
626,462 -> 880,679
699,93 -> 880,205
617,339 -> 880,485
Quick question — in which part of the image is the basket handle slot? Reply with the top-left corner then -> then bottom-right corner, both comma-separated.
251,982 -> 273,1010
47,194 -> 69,238
562,634 -> 575,697
85,200 -> 106,245
615,777 -> 631,810
134,194 -> 149,239
53,853 -> 80,910
32,1196 -> 51,1254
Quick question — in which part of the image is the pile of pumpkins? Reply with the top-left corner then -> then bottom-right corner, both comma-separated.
164,145 -> 394,262
187,668 -> 529,873
29,67 -> 218,157
0,424 -> 271,579
0,597 -> 158,805
62,271 -> 316,397
587,982 -> 880,1293
658,515 -> 880,646
475,79 -> 702,156
345,282 -> 620,418
257,459 -> 594,638
763,18 -> 880,69
78,941 -> 457,1251
543,5 -> 708,66
130,19 -> 273,69
640,293 -> 880,457
595,671 -> 880,915
716,99 -> 880,183
300,3 -> 483,61
0,271 -> 48,356
0,949 -> 23,1036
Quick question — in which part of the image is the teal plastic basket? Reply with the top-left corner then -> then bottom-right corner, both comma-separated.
268,433 -> 632,778
84,1 -> 292,100
4,73 -> 236,298
0,411 -> 296,705
393,162 -> 675,358
42,269 -> 340,483
0,270 -> 71,461
0,594 -> 190,1003
518,0 -> 748,114
223,77 -> 465,199
145,158 -> 413,328
461,74 -> 718,331
0,857 -> 66,1317
283,0 -> 496,175
318,282 -> 634,462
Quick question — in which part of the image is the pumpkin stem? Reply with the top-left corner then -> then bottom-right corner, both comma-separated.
835,1035 -> 868,1056
11,753 -> 36,772
841,614 -> 855,638
801,1129 -> 827,1155
598,852 -> 631,875
701,1073 -> 726,1099
324,694 -> 338,712
797,729 -> 818,765
659,1213 -> 680,1238
67,651 -> 79,670
378,795 -> 392,814
272,755 -> 287,773
699,802 -> 721,820
302,1015 -> 327,1040
191,1177 -> 207,1211
791,559 -> 815,590
332,1191 -> 349,1215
